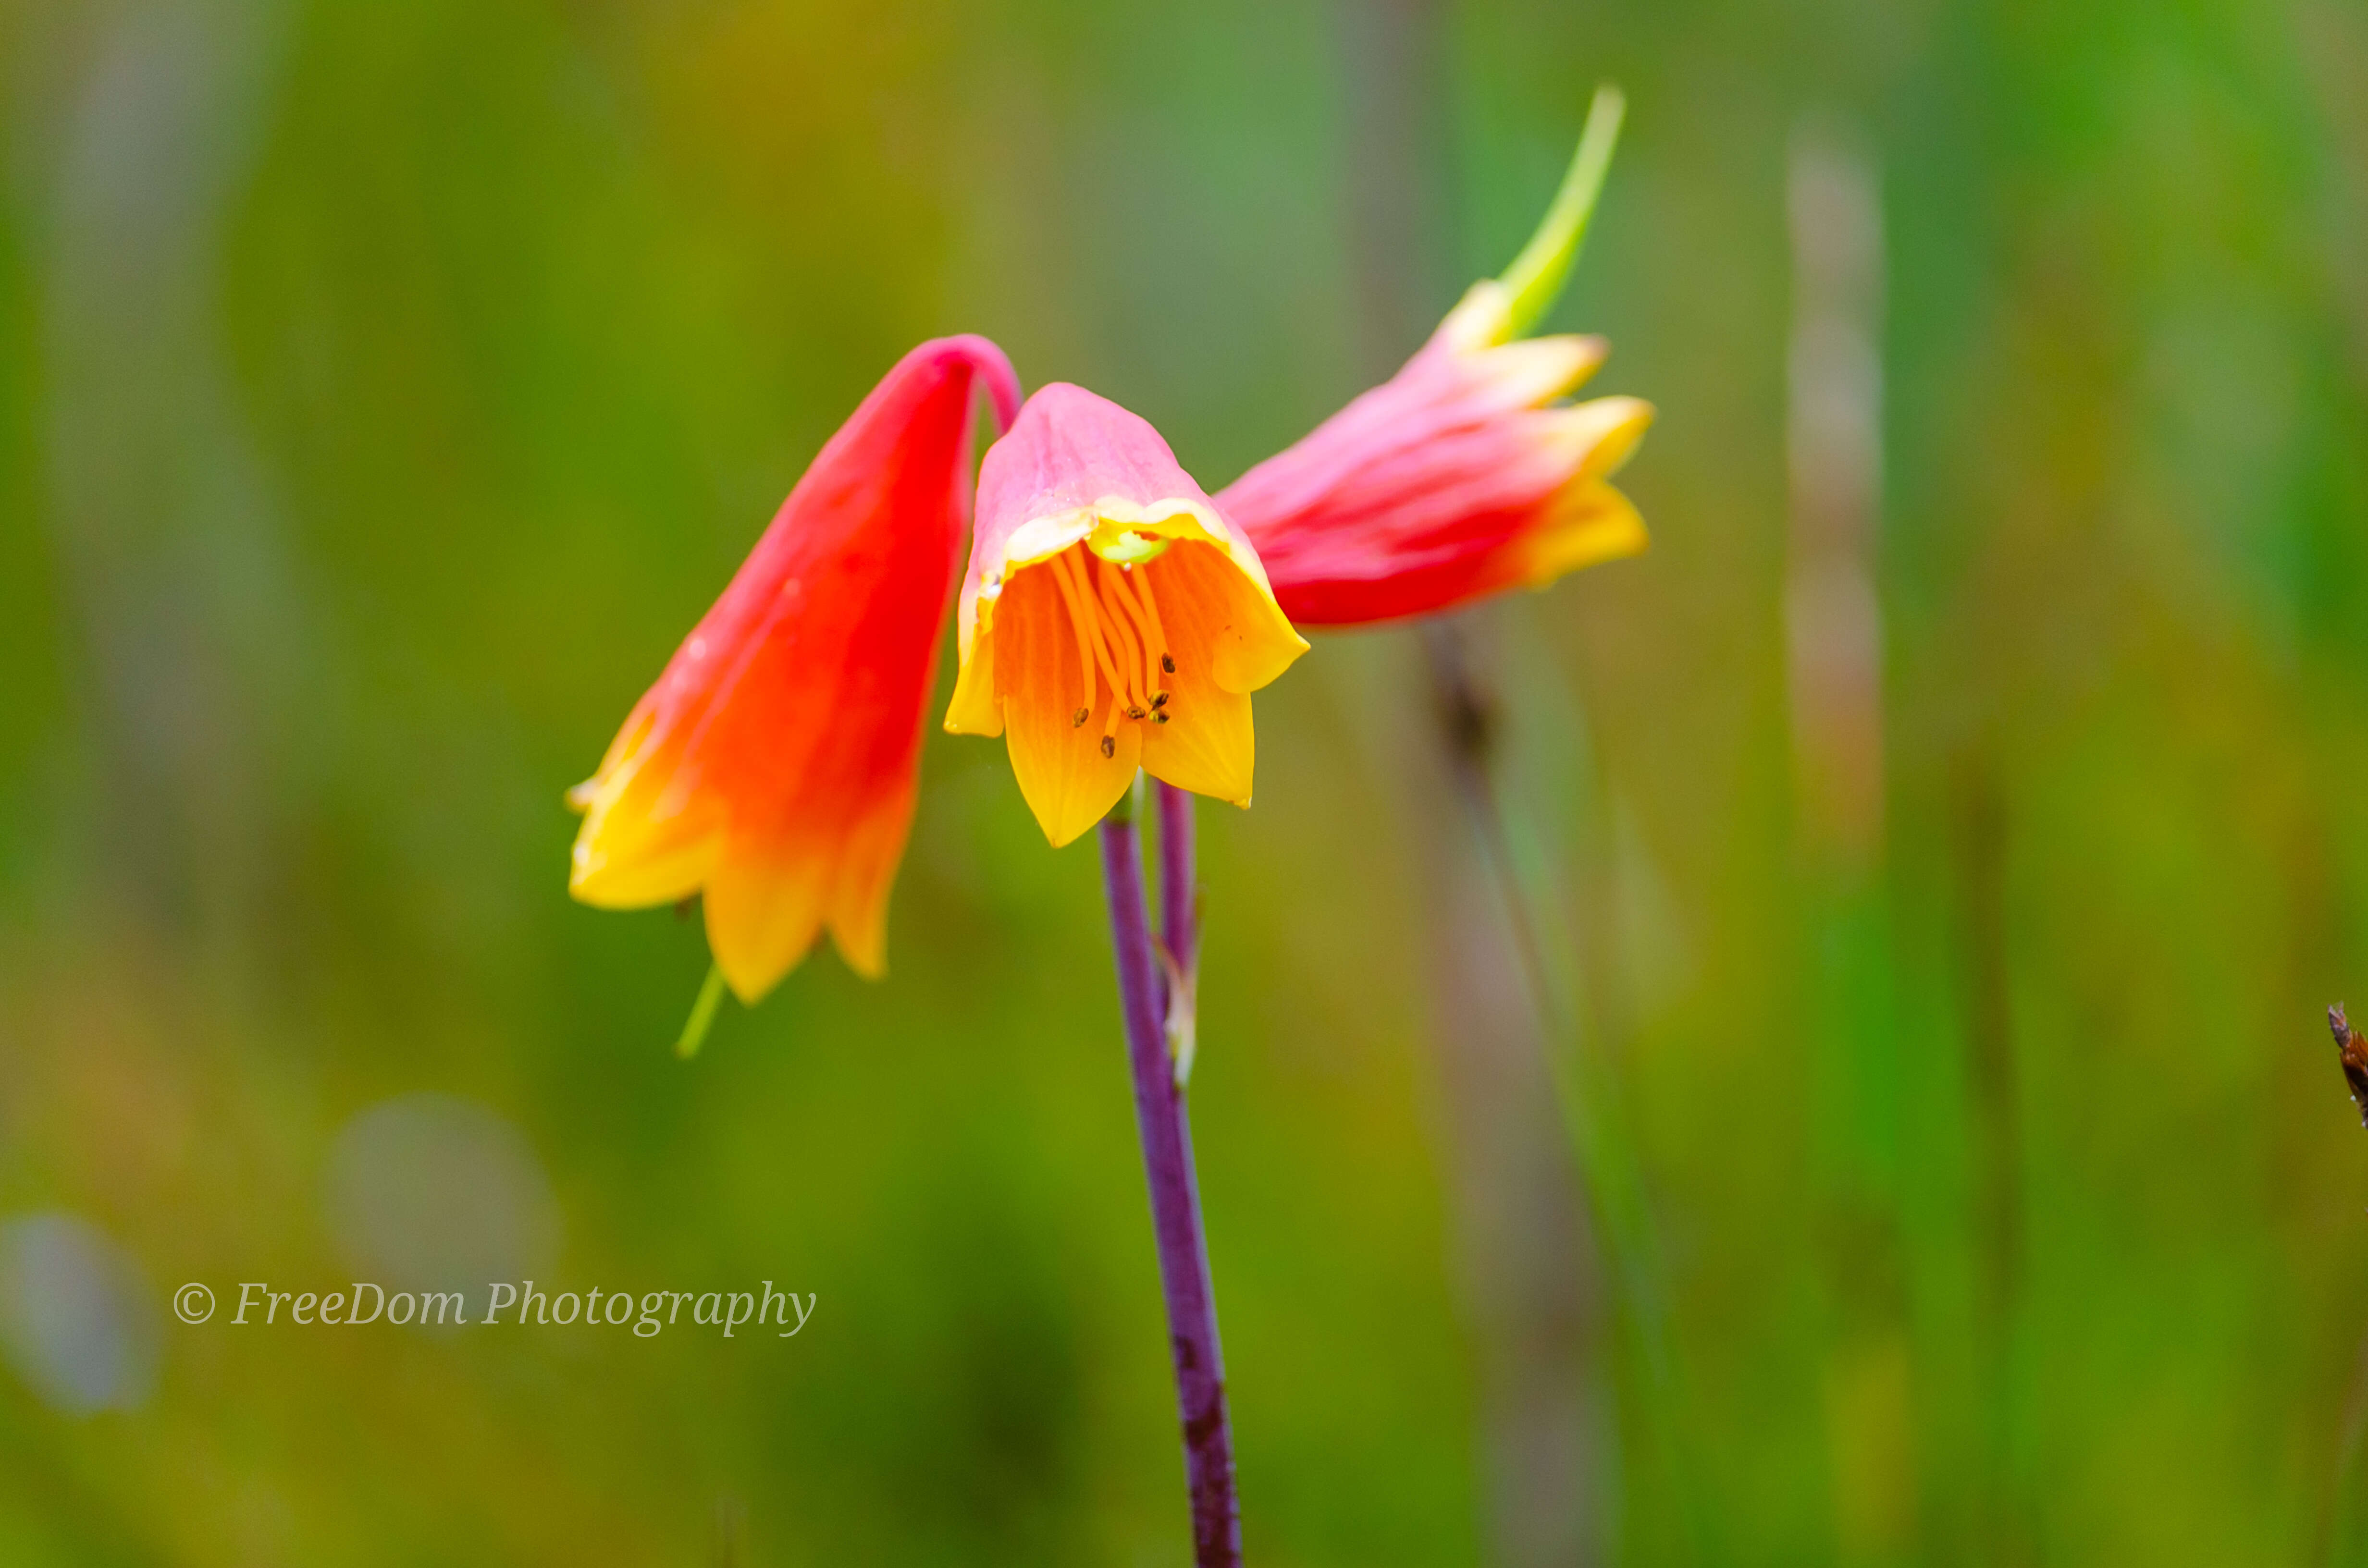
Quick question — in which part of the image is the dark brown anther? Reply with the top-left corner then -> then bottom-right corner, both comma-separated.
1073,707 -> 1090,728
1125,706 -> 1146,720
1154,712 -> 1169,724
1151,692 -> 1169,710
1100,735 -> 1115,759
2332,1004 -> 2368,1128
1161,654 -> 1175,674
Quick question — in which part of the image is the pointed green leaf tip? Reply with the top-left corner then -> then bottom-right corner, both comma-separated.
1496,83 -> 1627,340
676,963 -> 729,1059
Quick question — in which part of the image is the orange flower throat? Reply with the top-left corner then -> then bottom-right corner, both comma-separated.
1048,546 -> 1180,753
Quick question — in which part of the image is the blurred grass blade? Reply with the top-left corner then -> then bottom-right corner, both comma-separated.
1421,620 -> 1718,1565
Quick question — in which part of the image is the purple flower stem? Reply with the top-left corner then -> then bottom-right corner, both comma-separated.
1099,805 -> 1241,1568
1157,780 -> 1199,989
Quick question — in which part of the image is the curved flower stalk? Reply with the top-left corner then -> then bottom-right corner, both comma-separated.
945,382 -> 1308,846
568,335 -> 1020,1004
1220,88 -> 1653,628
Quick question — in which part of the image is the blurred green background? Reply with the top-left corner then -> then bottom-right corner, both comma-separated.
4,0 -> 2368,1563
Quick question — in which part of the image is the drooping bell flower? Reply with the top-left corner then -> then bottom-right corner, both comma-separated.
568,335 -> 1021,1003
1219,88 -> 1653,628
944,384 -> 1309,848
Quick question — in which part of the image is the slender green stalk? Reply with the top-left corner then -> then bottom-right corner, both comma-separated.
1497,84 -> 1627,338
676,963 -> 728,1059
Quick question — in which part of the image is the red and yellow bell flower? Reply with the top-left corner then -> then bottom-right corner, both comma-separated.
567,335 -> 1020,1002
944,383 -> 1309,848
1219,285 -> 1652,627
1219,88 -> 1653,628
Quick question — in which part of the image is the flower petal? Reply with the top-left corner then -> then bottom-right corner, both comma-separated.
1138,661 -> 1253,806
568,708 -> 724,907
703,833 -> 831,1003
1552,395 -> 1654,487
1145,536 -> 1304,696
1503,481 -> 1648,588
822,778 -> 919,979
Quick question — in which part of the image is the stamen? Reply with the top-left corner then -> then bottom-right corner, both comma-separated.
1096,598 -> 1127,753
1055,548 -> 1130,724
1116,563 -> 1172,696
1044,550 -> 1099,726
1106,567 -> 1158,705
1093,558 -> 1150,717
1098,560 -> 1145,711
